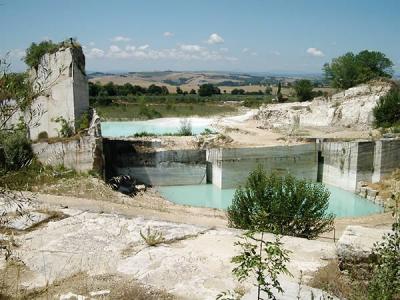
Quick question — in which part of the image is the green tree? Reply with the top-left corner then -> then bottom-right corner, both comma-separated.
198,83 -> 220,97
176,86 -> 183,94
324,50 -> 393,89
189,89 -> 196,94
231,88 -> 245,95
227,166 -> 334,239
218,231 -> 291,300
373,88 -> 400,128
276,82 -> 283,102
294,79 -> 314,101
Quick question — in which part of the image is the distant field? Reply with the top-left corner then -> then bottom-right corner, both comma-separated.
95,102 -> 239,120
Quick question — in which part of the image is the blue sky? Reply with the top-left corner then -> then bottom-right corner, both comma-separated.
1,0 -> 400,73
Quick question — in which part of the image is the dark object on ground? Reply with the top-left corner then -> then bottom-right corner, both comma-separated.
109,175 -> 137,195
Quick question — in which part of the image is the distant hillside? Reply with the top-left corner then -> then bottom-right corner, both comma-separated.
88,71 -> 321,93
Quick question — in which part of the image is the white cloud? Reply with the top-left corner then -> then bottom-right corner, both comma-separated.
207,33 -> 224,44
219,47 -> 228,52
89,41 -> 95,46
138,44 -> 150,50
8,49 -> 25,58
89,42 -> 237,62
180,44 -> 203,52
163,31 -> 174,37
109,45 -> 122,53
251,52 -> 258,56
85,48 -> 105,58
306,47 -> 325,57
111,36 -> 131,42
271,51 -> 281,56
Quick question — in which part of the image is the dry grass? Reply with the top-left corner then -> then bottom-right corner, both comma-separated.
308,260 -> 368,300
0,266 -> 175,300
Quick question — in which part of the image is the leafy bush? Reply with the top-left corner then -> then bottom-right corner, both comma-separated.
373,88 -> 400,128
24,40 -> 59,69
76,112 -> 90,132
54,116 -> 74,137
0,130 -> 33,172
227,166 -> 334,239
294,79 -> 314,101
368,219 -> 400,300
177,119 -> 192,136
37,131 -> 48,140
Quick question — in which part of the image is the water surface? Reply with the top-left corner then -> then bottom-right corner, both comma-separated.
101,117 -> 215,137
158,184 -> 383,217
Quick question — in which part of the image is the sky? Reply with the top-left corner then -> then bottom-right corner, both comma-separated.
1,0 -> 400,74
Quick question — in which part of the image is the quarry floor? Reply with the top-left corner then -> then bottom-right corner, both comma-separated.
138,110 -> 379,150
1,187 -> 393,299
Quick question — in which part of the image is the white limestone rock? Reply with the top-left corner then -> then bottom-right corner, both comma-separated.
337,225 -> 391,262
257,81 -> 394,130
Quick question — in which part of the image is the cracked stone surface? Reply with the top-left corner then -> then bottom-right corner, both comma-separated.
10,209 -> 337,299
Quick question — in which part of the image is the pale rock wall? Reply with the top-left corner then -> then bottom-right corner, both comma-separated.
32,135 -> 104,173
207,144 -> 318,189
257,81 -> 393,130
103,139 -> 206,185
28,47 -> 89,140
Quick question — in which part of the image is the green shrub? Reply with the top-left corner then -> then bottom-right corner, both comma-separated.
37,131 -> 48,140
76,112 -> 90,132
54,116 -> 74,137
227,166 -> 334,239
177,119 -> 192,136
140,227 -> 165,246
373,88 -> 400,128
368,218 -> 400,300
0,130 -> 33,172
24,40 -> 59,69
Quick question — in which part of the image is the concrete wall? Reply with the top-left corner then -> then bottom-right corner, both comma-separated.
320,138 -> 400,191
207,144 -> 318,189
32,135 -> 103,174
28,47 -> 89,140
103,139 -> 206,186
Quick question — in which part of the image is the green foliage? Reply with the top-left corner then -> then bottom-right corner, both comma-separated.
54,116 -> 74,138
368,214 -> 400,299
140,227 -> 165,246
373,88 -> 400,128
37,131 -> 48,140
227,166 -> 334,239
218,231 -> 291,300
0,130 -> 33,172
324,50 -> 393,89
138,99 -> 162,119
76,112 -> 90,132
198,83 -> 221,97
294,79 -> 314,101
24,40 -> 59,69
200,128 -> 216,135
177,119 -> 192,136
133,131 -> 157,137
231,88 -> 245,95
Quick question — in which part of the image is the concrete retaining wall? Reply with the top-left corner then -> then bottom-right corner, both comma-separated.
206,144 -> 318,189
103,139 -> 206,186
320,138 -> 400,191
32,135 -> 103,174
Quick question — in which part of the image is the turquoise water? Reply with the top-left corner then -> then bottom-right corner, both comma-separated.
101,118 -> 214,137
158,184 -> 383,217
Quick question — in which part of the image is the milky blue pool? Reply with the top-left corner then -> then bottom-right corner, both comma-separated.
158,184 -> 383,217
101,118 -> 215,137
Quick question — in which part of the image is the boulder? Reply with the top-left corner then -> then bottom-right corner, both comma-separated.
337,225 -> 391,264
